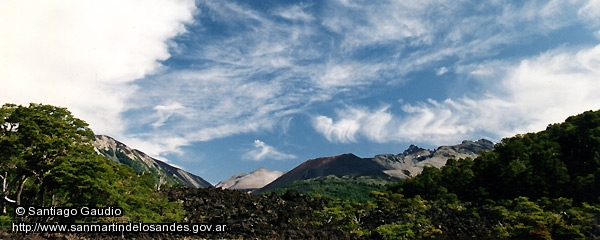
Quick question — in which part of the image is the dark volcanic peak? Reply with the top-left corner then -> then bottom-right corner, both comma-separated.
297,153 -> 388,178
256,153 -> 389,193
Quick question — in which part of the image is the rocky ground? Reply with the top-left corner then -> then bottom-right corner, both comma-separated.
1,186 -> 507,239
0,187 -> 357,239
163,186 -> 353,239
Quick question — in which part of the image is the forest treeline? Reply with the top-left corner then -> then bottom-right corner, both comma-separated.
258,175 -> 391,203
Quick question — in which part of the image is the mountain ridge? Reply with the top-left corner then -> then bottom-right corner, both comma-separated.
372,139 -> 494,178
93,135 -> 212,188
93,134 -> 493,192
255,139 -> 493,193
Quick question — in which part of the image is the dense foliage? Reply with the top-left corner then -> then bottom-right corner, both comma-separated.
259,175 -> 391,203
0,103 -> 183,225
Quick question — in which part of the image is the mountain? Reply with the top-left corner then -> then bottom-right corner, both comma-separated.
215,168 -> 285,192
256,153 -> 392,193
373,139 -> 494,179
91,135 -> 492,192
256,139 -> 493,193
93,135 -> 212,188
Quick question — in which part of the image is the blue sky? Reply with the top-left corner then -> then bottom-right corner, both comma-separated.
2,0 -> 600,184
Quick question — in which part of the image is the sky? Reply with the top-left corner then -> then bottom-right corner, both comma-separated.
2,0 -> 600,185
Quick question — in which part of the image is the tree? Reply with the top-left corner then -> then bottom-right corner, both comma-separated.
389,166 -> 446,200
0,103 -> 94,210
547,110 -> 600,202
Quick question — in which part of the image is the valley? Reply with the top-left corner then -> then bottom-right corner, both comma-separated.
1,103 -> 599,239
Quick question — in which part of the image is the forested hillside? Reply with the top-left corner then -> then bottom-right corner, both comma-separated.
258,175 -> 391,203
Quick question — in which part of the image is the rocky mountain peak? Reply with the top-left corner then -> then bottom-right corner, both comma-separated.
403,144 -> 426,156
453,139 -> 495,153
476,139 -> 494,147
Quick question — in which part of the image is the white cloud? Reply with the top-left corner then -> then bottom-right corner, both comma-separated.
314,44 -> 600,145
495,44 -> 600,132
244,140 -> 296,161
314,115 -> 360,143
313,106 -> 392,143
273,4 -> 314,22
436,67 -> 449,76
0,0 -> 196,139
152,102 -> 187,128
124,135 -> 190,158
322,0 -> 431,49
578,0 -> 600,23
468,64 -> 500,77
317,62 -> 384,88
127,68 -> 293,144
493,0 -> 584,32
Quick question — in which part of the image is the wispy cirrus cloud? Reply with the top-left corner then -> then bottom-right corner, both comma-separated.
273,3 -> 315,22
123,1 -> 326,154
119,0 -> 599,157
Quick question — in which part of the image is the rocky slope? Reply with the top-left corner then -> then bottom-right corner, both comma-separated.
216,168 -> 285,192
373,139 -> 494,179
93,135 -> 212,188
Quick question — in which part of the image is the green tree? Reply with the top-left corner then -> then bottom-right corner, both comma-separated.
547,110 -> 600,202
439,158 -> 475,200
389,166 -> 447,200
1,103 -> 94,210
